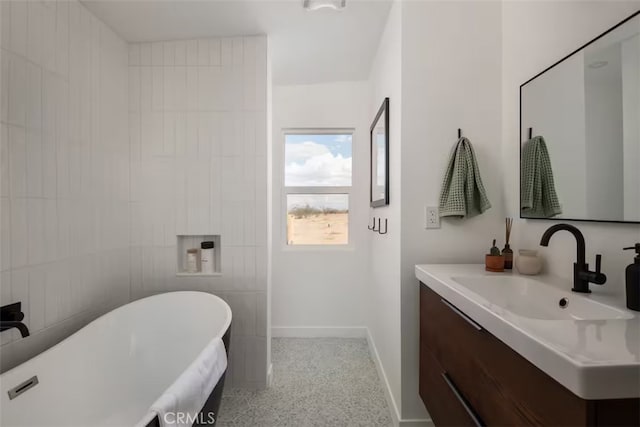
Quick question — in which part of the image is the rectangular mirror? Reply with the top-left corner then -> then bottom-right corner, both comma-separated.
371,98 -> 390,208
520,11 -> 640,223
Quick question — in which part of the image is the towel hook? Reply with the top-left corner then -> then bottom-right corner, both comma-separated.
378,218 -> 388,235
528,127 -> 533,140
368,217 -> 378,231
458,128 -> 462,139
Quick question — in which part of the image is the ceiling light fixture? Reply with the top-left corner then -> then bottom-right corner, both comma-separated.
588,60 -> 608,69
303,0 -> 346,11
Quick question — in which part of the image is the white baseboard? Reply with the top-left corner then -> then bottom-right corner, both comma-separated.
271,326 -> 367,338
266,363 -> 273,388
365,329 -> 433,427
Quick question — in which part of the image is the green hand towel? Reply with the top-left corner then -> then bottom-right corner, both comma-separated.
439,137 -> 491,218
521,136 -> 562,218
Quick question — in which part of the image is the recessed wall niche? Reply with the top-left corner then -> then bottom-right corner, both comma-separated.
176,235 -> 222,276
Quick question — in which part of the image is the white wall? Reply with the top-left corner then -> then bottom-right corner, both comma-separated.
502,1 -> 640,302
521,52 -> 587,217
622,34 -> 640,222
584,46 -> 624,220
0,0 -> 130,371
400,0 -> 504,420
271,81 -> 369,334
128,36 -> 269,389
366,0 -> 403,421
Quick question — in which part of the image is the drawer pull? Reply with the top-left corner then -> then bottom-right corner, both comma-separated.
441,372 -> 485,427
441,299 -> 483,331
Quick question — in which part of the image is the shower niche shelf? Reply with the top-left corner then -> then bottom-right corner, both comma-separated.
176,234 -> 222,277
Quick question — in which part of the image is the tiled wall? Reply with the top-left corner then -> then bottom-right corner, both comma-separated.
128,37 -> 269,389
0,0 -> 130,369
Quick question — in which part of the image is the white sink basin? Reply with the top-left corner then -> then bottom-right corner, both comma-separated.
415,264 -> 640,400
451,276 -> 634,321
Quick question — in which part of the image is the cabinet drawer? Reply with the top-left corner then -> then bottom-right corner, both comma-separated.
420,343 -> 483,427
420,284 -> 588,426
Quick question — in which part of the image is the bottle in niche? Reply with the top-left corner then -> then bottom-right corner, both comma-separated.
201,241 -> 215,274
186,248 -> 200,273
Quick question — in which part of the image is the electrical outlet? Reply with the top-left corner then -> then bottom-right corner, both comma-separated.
425,206 -> 440,229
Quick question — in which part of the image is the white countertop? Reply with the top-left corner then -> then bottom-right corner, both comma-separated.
415,264 -> 640,400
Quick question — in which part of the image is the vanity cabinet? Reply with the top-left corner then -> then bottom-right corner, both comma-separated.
419,283 -> 640,427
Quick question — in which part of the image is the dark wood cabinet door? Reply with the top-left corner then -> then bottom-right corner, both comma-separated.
419,283 -> 640,427
420,342 -> 481,427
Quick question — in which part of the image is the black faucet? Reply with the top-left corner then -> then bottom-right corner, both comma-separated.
540,224 -> 606,293
0,302 -> 30,338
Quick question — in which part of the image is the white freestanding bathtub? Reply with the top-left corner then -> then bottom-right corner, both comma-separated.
0,292 -> 232,427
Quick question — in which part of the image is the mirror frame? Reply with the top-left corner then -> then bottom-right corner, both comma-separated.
519,10 -> 640,224
370,97 -> 390,208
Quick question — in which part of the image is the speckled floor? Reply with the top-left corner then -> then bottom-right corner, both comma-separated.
216,338 -> 393,427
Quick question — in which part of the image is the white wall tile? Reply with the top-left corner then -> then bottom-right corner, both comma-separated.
129,67 -> 141,112
245,337 -> 267,382
28,265 -> 45,333
209,39 -> 221,66
10,268 -> 28,325
174,41 -> 186,66
130,35 -> 268,388
0,270 -> 11,308
139,43 -> 152,66
197,67 -> 214,111
163,112 -> 176,156
151,66 -> 164,112
151,42 -> 164,66
232,38 -> 243,66
186,67 -> 198,112
27,1 -> 44,66
243,37 -> 256,111
163,67 -> 176,112
9,0 -> 27,57
11,199 -> 28,268
1,124 -> 10,198
27,198 -> 45,265
1,1 -> 11,52
129,44 -> 140,66
186,40 -> 198,66
41,131 -> 56,199
43,199 -> 58,263
229,292 -> 256,336
57,199 -> 70,260
41,4 -> 56,73
55,0 -> 69,77
0,52 -> 9,124
140,66 -> 152,112
8,54 -> 26,126
1,0 -> 131,363
174,67 -> 187,112
198,40 -> 210,66
1,198 -> 11,271
163,41 -> 175,66
8,125 -> 26,198
221,39 -> 232,66
25,130 -> 43,198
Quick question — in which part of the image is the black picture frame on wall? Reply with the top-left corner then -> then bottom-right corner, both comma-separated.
370,98 -> 390,208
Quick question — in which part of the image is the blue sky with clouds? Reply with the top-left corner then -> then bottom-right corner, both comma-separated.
285,134 -> 352,210
284,134 -> 352,187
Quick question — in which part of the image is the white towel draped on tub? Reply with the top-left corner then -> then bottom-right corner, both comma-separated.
136,338 -> 227,427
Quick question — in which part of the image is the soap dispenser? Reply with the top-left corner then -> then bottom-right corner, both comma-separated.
623,243 -> 640,311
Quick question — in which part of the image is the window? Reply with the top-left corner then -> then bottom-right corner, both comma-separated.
284,132 -> 352,246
